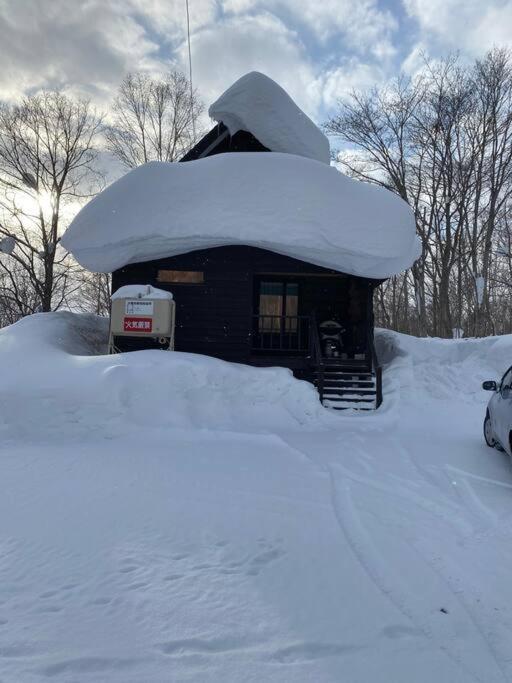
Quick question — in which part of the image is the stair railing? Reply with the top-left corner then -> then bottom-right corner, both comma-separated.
309,313 -> 325,403
367,329 -> 383,408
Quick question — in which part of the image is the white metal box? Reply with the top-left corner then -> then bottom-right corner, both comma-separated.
109,284 -> 175,352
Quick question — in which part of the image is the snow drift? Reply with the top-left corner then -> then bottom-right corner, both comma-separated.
3,315 -> 512,682
0,312 -> 328,439
209,71 -> 331,165
61,153 -> 420,277
376,328 -> 512,411
1,312 -> 509,442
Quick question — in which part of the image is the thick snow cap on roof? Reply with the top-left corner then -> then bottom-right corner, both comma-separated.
61,153 -> 420,278
209,72 -> 331,165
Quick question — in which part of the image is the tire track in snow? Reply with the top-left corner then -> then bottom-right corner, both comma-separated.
281,435 -> 503,683
394,438 -> 509,681
327,474 -> 490,683
399,432 -> 459,495
409,539 -> 510,683
456,476 -> 498,527
444,465 -> 512,534
438,466 -> 512,549
325,439 -> 473,537
446,466 -> 512,491
392,427 -> 496,535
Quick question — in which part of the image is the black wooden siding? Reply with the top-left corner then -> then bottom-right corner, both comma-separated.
111,121 -> 381,369
181,124 -> 269,162
112,245 -> 374,364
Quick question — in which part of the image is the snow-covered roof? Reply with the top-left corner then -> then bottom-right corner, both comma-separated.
209,72 -> 330,165
61,153 -> 420,278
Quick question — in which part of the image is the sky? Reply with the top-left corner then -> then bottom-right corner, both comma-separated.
0,0 -> 511,128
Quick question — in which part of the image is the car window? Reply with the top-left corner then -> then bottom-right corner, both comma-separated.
501,367 -> 512,390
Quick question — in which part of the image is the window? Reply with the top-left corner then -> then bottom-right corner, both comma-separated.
501,367 -> 512,391
258,281 -> 298,332
158,270 -> 204,284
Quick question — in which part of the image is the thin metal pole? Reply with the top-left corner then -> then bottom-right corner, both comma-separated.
185,0 -> 196,140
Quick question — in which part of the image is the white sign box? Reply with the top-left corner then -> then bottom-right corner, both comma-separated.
125,299 -> 154,316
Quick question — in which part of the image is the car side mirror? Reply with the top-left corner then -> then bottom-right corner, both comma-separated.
482,380 -> 497,391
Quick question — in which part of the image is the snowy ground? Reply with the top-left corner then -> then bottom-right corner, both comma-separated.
1,313 -> 512,682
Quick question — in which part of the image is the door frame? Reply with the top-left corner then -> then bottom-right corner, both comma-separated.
252,276 -> 303,353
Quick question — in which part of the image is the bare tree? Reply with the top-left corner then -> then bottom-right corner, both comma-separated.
74,271 -> 111,316
0,261 -> 40,326
104,71 -> 203,169
0,91 -> 103,316
326,49 -> 512,338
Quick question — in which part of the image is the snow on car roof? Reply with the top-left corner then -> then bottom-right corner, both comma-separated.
61,152 -> 420,278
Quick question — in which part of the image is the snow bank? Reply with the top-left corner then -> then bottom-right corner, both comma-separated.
209,71 -> 330,165
0,309 -> 109,356
376,328 -> 512,408
376,328 -> 512,379
61,153 -> 420,277
0,313 -> 328,439
4,316 -> 512,682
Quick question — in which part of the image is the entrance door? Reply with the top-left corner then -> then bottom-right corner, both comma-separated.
253,280 -> 302,351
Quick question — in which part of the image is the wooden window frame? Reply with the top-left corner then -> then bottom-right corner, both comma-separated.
157,270 -> 204,284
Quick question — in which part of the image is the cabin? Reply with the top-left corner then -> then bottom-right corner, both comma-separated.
61,72 -> 419,410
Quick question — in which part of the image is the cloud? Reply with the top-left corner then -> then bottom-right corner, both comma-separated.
400,43 -> 430,78
220,0 -> 398,59
176,7 -> 395,123
403,0 -> 512,54
175,13 -> 322,119
321,61 -> 386,108
126,0 -> 218,43
1,0 -> 510,128
0,0 -> 165,102
0,0 -> 405,125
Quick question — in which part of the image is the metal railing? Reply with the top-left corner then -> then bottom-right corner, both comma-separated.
251,313 -> 382,409
309,313 -> 325,402
251,315 -> 310,351
368,329 -> 383,408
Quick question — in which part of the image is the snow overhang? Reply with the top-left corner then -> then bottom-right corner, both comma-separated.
209,72 -> 331,165
61,153 -> 421,279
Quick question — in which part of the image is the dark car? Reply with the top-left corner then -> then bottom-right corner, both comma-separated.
482,365 -> 512,455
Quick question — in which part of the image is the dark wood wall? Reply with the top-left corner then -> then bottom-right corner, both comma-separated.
112,245 -> 375,364
181,124 -> 269,161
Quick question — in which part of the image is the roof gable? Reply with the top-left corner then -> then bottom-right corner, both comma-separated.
180,123 -> 269,162
207,72 -> 330,164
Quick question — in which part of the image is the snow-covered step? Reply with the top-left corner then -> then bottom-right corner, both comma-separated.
318,372 -> 374,380
323,390 -> 375,399
314,368 -> 378,411
322,379 -> 375,388
323,397 -> 377,410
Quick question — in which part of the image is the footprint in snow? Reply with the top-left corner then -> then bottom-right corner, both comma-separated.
218,538 -> 286,577
380,624 -> 422,639
89,596 -> 111,606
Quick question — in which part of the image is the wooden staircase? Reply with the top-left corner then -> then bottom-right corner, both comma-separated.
309,316 -> 383,411
314,364 -> 379,410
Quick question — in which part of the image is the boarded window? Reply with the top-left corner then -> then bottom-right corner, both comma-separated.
158,270 -> 204,284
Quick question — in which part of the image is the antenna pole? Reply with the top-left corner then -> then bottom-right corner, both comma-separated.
185,0 -> 196,140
